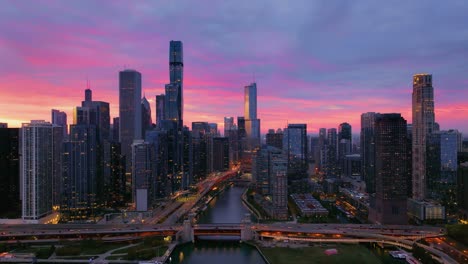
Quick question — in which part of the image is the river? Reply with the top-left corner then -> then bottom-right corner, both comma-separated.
169,185 -> 266,264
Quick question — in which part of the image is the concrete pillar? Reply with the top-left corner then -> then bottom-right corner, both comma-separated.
241,213 -> 253,241
182,220 -> 194,243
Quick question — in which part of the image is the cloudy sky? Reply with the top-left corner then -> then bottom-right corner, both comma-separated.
1,0 -> 467,133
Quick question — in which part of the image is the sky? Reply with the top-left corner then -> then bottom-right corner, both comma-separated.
1,0 -> 467,134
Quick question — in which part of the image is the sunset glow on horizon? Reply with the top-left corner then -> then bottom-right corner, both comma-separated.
1,1 -> 468,134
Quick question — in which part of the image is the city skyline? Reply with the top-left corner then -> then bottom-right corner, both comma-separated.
1,1 -> 468,134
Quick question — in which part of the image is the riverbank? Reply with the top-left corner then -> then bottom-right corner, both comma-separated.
240,187 -> 263,221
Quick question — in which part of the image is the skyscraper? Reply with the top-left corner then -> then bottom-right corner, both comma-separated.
62,124 -> 97,220
244,83 -> 257,120
252,146 -> 288,219
326,128 -> 338,177
81,88 -> 110,143
361,112 -> 379,193
0,126 -> 20,217
412,73 -> 435,200
21,121 -> 61,222
284,124 -> 308,181
316,128 -> 327,172
112,117 -> 120,143
266,129 -> 283,150
119,69 -> 142,173
155,94 -> 165,127
427,130 -> 458,210
141,96 -> 152,137
164,83 -> 180,123
169,40 -> 183,128
212,137 -> 229,171
244,83 -> 260,149
369,114 -> 408,225
51,109 -> 67,137
224,117 -> 234,137
132,140 -> 153,212
338,122 -> 352,177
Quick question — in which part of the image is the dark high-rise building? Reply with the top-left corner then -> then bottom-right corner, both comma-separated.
146,130 -> 169,198
237,117 -> 246,139
252,146 -> 288,219
191,122 -> 210,182
62,124 -> 97,220
105,142 -> 126,207
51,109 -> 68,137
458,152 -> 468,215
284,124 -> 308,181
164,83 -> 180,122
361,112 -> 379,193
155,94 -> 165,127
169,40 -> 183,128
112,117 -> 120,143
132,140 -> 153,211
0,127 -> 20,218
406,124 -> 413,197
208,123 -> 219,136
227,127 -> 239,166
338,122 -> 352,177
119,69 -> 142,173
192,122 -> 210,137
427,130 -> 458,211
159,120 -> 181,193
326,128 -> 338,177
182,127 -> 193,189
316,128 -> 327,172
412,73 -> 435,200
141,96 -> 152,137
266,129 -> 283,150
369,114 -> 408,225
81,89 -> 110,143
310,136 -> 319,163
212,137 -> 229,171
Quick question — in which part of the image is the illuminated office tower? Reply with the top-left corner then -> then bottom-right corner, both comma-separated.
412,74 -> 435,200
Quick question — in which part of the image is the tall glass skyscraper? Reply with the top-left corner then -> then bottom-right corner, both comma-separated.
244,83 -> 260,149
169,40 -> 183,128
244,83 -> 257,120
119,69 -> 142,173
360,112 -> 380,193
412,73 -> 435,200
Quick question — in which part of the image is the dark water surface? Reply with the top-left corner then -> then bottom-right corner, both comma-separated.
170,186 -> 266,264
